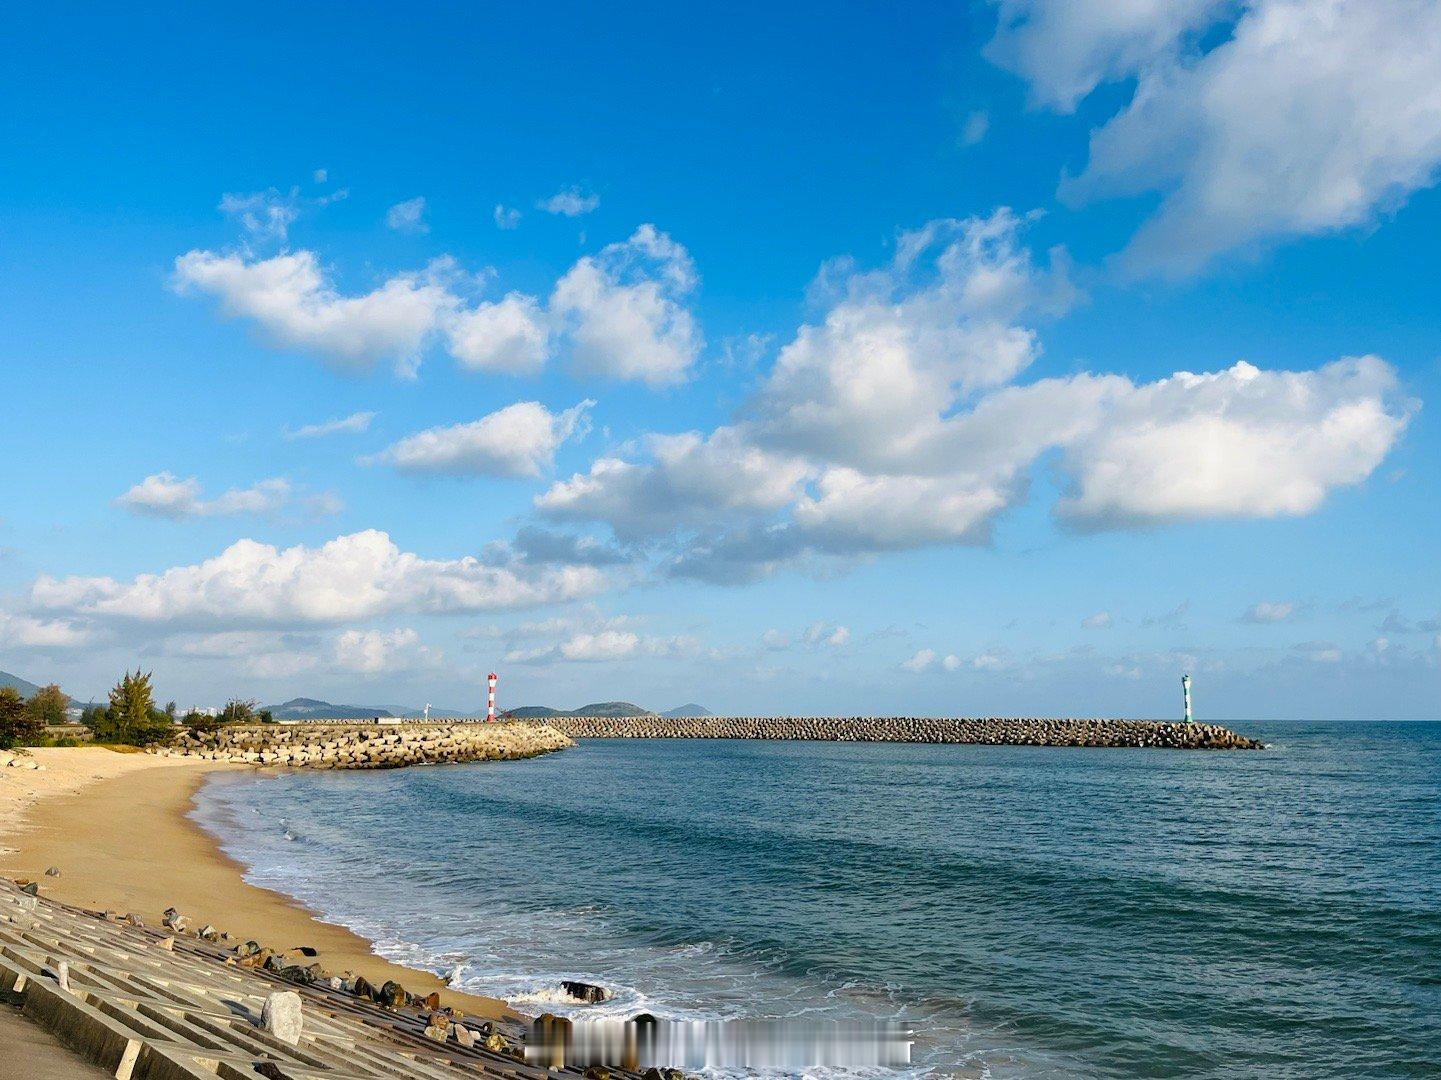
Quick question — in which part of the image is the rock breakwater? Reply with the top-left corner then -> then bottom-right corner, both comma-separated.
546,715 -> 1263,749
152,721 -> 573,768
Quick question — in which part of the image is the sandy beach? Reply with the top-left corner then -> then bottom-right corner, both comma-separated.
0,747 -> 512,1021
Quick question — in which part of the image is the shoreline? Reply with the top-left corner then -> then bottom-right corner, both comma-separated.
0,747 -> 514,1021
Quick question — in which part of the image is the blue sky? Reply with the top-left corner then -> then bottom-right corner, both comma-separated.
2,0 -> 1438,718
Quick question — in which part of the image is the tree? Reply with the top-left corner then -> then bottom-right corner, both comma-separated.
218,698 -> 257,725
108,670 -> 155,731
89,670 -> 175,747
25,684 -> 69,728
0,687 -> 44,749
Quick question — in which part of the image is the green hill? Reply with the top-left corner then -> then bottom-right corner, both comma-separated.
662,703 -> 713,718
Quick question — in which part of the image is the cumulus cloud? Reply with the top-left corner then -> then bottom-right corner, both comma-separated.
283,410 -> 376,440
538,426 -> 808,541
446,292 -> 552,375
334,627 -> 438,674
991,0 -> 1441,274
1054,357 -> 1413,527
29,529 -> 608,629
537,186 -> 600,217
116,473 -> 337,520
1082,611 -> 1113,628
533,211 -> 1414,582
1243,601 -> 1297,623
550,225 -> 702,385
901,648 -> 937,672
0,612 -> 95,649
172,250 -> 459,377
385,197 -> 429,234
499,526 -> 629,568
371,400 -> 592,478
494,204 -> 522,230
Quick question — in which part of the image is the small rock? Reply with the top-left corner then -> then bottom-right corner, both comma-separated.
44,866 -> 60,878
261,990 -> 304,1045
485,1032 -> 510,1052
198,924 -> 218,941
19,881 -> 39,897
53,961 -> 70,992
583,1068 -> 610,1080
157,937 -> 175,951
454,1024 -> 475,1048
125,913 -> 144,927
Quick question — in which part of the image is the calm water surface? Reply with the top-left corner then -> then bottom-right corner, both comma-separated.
193,721 -> 1441,1077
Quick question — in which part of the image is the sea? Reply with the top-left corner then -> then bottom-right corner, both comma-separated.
190,721 -> 1440,1078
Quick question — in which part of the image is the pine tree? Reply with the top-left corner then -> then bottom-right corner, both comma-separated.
0,687 -> 43,749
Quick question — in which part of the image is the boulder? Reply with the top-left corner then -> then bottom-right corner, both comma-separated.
377,980 -> 407,1008
561,979 -> 611,1004
261,990 -> 304,1045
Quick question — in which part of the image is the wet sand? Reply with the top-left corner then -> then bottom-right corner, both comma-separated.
0,747 -> 511,1020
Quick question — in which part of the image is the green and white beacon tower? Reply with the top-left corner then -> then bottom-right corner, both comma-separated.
1181,674 -> 1193,724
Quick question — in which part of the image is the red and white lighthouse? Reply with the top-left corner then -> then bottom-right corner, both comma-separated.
486,672 -> 498,722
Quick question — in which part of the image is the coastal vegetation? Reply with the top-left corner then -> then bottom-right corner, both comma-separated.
80,670 -> 177,747
0,686 -> 43,749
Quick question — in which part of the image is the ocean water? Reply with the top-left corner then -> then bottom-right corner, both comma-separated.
191,721 -> 1441,1078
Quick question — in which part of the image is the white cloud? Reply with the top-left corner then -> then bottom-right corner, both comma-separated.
992,0 -> 1441,274
0,612 -> 95,649
334,627 -> 438,674
550,225 -> 702,385
446,292 -> 552,374
941,653 -> 963,671
30,529 -> 608,629
219,188 -> 302,243
1055,357 -> 1413,527
116,473 -> 335,520
986,0 -> 1228,112
752,209 -> 1071,471
537,186 -> 600,217
1244,601 -> 1296,623
505,621 -> 697,665
283,410 -> 376,440
1082,611 -> 1113,628
535,213 -> 1412,581
172,250 -> 459,377
385,197 -> 429,234
493,204 -> 522,230
373,400 -> 592,478
803,621 -> 850,648
537,426 -> 809,541
313,168 -> 328,184
761,628 -> 791,650
901,648 -> 937,672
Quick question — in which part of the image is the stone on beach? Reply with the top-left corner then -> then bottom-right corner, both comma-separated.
261,989 -> 304,1044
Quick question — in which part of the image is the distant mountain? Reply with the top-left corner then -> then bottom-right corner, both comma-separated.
0,670 -> 44,698
264,697 -> 395,720
504,701 -> 659,719
0,669 -> 82,704
662,703 -> 713,718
